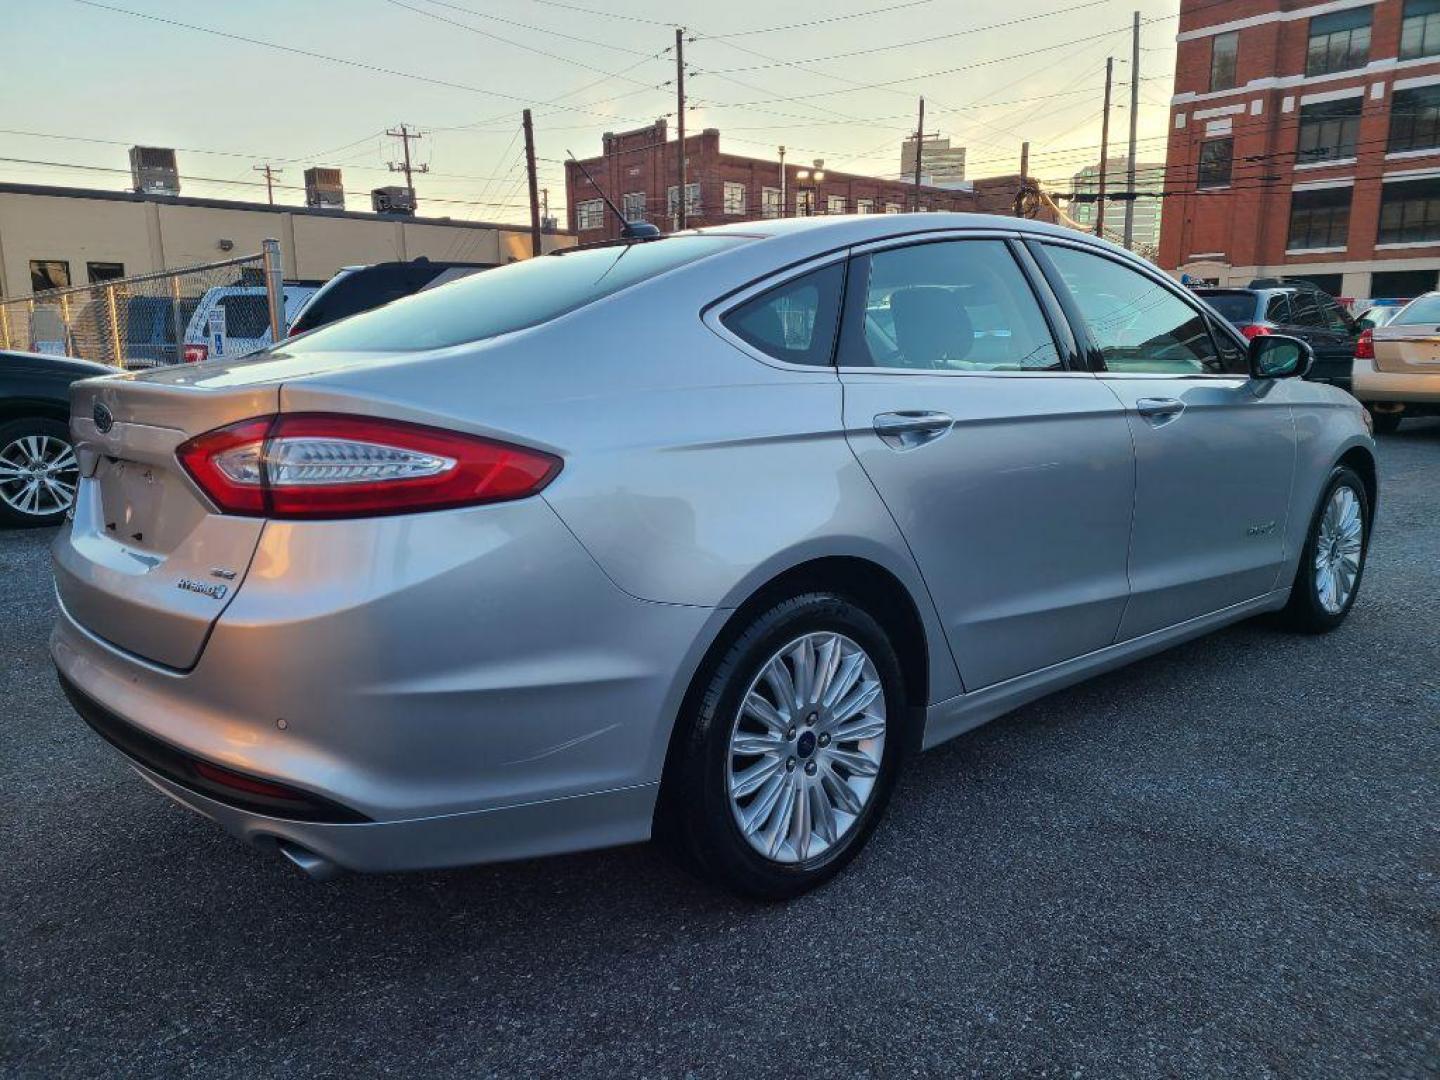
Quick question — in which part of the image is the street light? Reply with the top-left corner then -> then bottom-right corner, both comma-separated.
794,160 -> 825,216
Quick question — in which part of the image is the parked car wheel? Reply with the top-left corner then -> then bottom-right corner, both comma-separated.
0,417 -> 79,527
1369,409 -> 1403,435
662,593 -> 906,900
1280,466 -> 1370,634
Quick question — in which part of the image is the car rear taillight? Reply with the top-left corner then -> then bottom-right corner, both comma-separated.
1240,323 -> 1272,340
183,344 -> 209,363
1355,328 -> 1374,360
176,414 -> 561,519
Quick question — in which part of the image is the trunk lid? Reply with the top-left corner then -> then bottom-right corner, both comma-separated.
53,371 -> 281,669
1372,324 -> 1440,374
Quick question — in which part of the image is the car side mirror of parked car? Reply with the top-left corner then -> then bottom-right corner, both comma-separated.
1355,317 -> 1376,331
1249,334 -> 1313,380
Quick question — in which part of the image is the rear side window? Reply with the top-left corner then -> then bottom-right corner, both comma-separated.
1266,293 -> 1293,322
283,236 -> 748,353
219,294 -> 271,338
721,262 -> 845,366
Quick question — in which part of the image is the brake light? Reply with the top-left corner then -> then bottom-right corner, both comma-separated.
1355,328 -> 1374,360
183,344 -> 209,363
1240,323 -> 1272,340
176,414 -> 561,518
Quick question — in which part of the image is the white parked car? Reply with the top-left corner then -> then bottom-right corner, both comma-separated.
181,285 -> 318,364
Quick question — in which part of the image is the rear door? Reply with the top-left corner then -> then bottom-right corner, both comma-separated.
837,234 -> 1135,690
1032,240 -> 1296,640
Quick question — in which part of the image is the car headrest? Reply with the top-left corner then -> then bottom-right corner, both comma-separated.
889,287 -> 972,369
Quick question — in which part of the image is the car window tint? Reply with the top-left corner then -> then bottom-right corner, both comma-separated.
1265,293 -> 1293,322
218,294 -> 271,338
722,262 -> 845,366
1200,291 -> 1259,323
283,236 -> 748,354
1042,245 -> 1229,374
1290,291 -> 1323,327
838,239 -> 1060,371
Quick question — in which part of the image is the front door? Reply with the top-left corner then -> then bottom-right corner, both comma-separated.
1033,241 -> 1298,640
837,236 -> 1136,691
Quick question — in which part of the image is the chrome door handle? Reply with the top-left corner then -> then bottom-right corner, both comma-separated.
1135,397 -> 1185,419
873,410 -> 954,450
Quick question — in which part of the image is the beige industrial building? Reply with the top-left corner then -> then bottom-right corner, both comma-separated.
0,182 -> 575,297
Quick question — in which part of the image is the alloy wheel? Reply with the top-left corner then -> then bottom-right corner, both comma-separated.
1314,484 -> 1363,615
726,632 -> 887,864
0,434 -> 78,519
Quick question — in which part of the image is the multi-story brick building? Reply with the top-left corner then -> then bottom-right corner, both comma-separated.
565,121 -> 1037,242
1160,0 -> 1440,300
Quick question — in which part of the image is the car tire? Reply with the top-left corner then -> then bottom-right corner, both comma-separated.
0,417 -> 79,528
660,592 -> 907,900
1369,409 -> 1402,435
1280,465 -> 1370,634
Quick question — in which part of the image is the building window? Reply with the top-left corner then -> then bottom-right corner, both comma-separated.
723,182 -> 747,215
622,192 -> 646,223
1401,0 -> 1440,60
795,190 -> 815,216
1388,84 -> 1440,153
29,260 -> 70,293
1210,31 -> 1238,92
884,202 -> 902,214
856,198 -> 875,214
826,194 -> 846,215
1288,187 -> 1352,249
86,261 -> 125,284
761,186 -> 782,218
1297,97 -> 1362,163
1379,177 -> 1440,243
1197,138 -> 1233,188
576,199 -> 606,231
1306,8 -> 1371,76
666,183 -> 701,221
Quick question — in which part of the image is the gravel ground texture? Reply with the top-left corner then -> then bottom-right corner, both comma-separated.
2,422 -> 1437,1079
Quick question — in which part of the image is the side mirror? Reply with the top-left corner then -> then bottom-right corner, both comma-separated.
1249,334 -> 1313,379
1355,317 -> 1376,331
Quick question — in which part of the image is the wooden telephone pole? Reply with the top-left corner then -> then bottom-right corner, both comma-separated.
675,28 -> 687,230
911,96 -> 926,212
1096,58 -> 1114,239
523,109 -> 541,257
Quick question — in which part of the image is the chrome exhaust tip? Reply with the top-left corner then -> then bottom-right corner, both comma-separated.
274,839 -> 345,882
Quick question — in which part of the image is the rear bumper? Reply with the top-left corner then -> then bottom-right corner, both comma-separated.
1351,357 -> 1440,405
51,497 -> 723,872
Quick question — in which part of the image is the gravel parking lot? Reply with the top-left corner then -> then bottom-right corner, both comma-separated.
3,424 -> 1437,1079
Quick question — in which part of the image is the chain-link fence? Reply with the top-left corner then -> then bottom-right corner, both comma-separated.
0,242 -> 286,370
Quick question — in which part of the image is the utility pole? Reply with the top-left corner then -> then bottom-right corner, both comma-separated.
387,123 -> 429,206
541,187 -> 550,227
1123,11 -> 1141,249
1096,57 -> 1114,239
675,28 -> 687,230
523,109 -> 541,256
911,96 -> 925,212
253,163 -> 281,205
778,145 -> 786,217
1020,141 -> 1030,181
1014,142 -> 1031,218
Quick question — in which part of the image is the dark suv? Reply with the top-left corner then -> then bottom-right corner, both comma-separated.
1194,279 -> 1360,390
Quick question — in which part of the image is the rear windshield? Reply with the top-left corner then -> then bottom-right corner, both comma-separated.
1392,295 -> 1440,325
1198,291 -> 1259,324
282,236 -> 749,353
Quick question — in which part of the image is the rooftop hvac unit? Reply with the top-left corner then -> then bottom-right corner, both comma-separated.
129,146 -> 180,196
305,167 -> 345,209
371,186 -> 416,216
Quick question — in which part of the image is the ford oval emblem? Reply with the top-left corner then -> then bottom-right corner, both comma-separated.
93,401 -> 114,433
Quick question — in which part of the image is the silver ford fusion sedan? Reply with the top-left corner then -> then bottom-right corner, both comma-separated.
52,215 -> 1376,898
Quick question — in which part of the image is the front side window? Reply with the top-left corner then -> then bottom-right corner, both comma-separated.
576,199 -> 605,231
722,262 -> 845,367
838,240 -> 1061,372
1307,8 -> 1371,76
1297,98 -> 1362,163
1041,244 -> 1230,375
1388,84 -> 1440,153
1210,31 -> 1239,91
29,260 -> 70,293
723,181 -> 746,215
1378,177 -> 1440,243
1401,0 -> 1440,59
622,192 -> 646,223
1288,187 -> 1352,249
284,235 -> 748,355
1198,138 -> 1233,188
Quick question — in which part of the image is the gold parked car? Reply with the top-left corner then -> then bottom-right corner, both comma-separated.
1354,292 -> 1440,433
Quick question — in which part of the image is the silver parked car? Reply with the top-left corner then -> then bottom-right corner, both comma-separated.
52,215 -> 1376,898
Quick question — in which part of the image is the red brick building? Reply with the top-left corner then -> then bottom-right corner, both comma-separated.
564,121 -> 1039,242
1160,0 -> 1440,301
